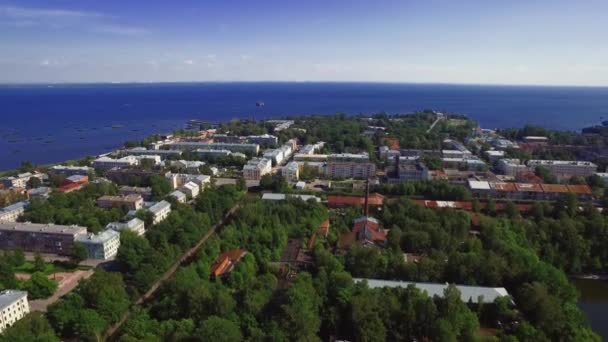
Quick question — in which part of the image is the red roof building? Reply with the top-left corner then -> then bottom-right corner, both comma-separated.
338,216 -> 387,249
210,249 -> 247,279
327,193 -> 384,207
317,219 -> 330,237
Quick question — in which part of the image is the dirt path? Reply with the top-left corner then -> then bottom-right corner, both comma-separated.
103,202 -> 241,341
29,269 -> 95,312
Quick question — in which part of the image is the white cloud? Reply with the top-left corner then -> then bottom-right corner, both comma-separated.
0,4 -> 148,37
183,59 -> 195,65
0,5 -> 103,20
91,25 -> 149,36
240,54 -> 251,61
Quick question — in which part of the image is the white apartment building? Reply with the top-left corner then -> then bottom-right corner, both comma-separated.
171,160 -> 205,173
168,142 -> 259,155
76,229 -> 120,260
180,181 -> 200,199
0,201 -> 28,223
527,160 -> 597,179
497,158 -> 529,176
325,154 -> 376,179
169,190 -> 188,203
282,161 -> 299,182
149,200 -> 171,224
243,158 -> 272,180
0,290 -> 29,333
92,156 -> 138,170
165,173 -> 211,190
106,217 -> 146,236
263,149 -> 285,165
1,172 -> 46,189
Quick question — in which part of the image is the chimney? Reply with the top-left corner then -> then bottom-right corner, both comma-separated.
364,178 -> 370,217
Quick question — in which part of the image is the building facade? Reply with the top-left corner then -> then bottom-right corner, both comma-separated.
149,200 -> 171,224
76,229 -> 120,260
96,194 -> 144,211
243,158 -> 272,180
0,201 -> 28,223
0,290 -> 29,333
106,217 -> 145,236
326,154 -> 376,179
527,160 -> 597,179
0,222 -> 87,255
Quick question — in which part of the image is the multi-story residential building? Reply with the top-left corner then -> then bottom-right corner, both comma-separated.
123,147 -> 182,159
133,155 -> 162,166
48,165 -> 92,177
496,158 -> 529,176
443,139 -> 472,156
263,149 -> 285,166
76,229 -> 120,260
484,150 -> 506,163
243,158 -> 272,180
1,172 -> 46,189
180,181 -> 200,199
387,163 -> 430,183
284,138 -> 298,151
92,156 -> 138,170
165,173 -> 211,190
0,201 -> 28,223
167,142 -> 259,155
105,168 -> 156,185
595,172 -> 608,183
527,160 -> 597,179
96,194 -> 144,211
119,186 -> 153,201
282,161 -> 299,182
106,217 -> 145,236
326,153 -> 376,179
195,149 -> 232,159
149,200 -> 171,224
0,290 -> 29,333
212,134 -> 244,143
266,120 -> 294,131
246,134 -> 278,146
27,187 -> 52,200
170,160 -> 206,173
0,222 -> 87,255
293,154 -> 328,162
169,190 -> 187,203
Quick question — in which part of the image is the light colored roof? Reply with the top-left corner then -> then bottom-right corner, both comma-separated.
261,193 -> 321,202
0,222 -> 87,235
149,200 -> 171,214
170,190 -> 187,199
1,201 -> 28,212
0,290 -> 27,311
76,229 -> 119,244
468,180 -> 491,190
353,278 -> 509,303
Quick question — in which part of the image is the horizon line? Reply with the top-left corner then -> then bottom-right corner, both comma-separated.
1,80 -> 608,89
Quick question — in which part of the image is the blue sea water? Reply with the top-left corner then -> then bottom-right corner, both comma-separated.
1,82 -> 608,171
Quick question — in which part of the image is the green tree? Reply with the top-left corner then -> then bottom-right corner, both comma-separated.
33,252 -> 46,273
149,175 -> 171,200
79,270 -> 130,323
196,316 -> 242,342
236,177 -> 247,192
0,312 -> 59,342
25,272 -> 58,299
27,176 -> 42,189
71,242 -> 88,265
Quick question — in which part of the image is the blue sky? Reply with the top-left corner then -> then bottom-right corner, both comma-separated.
1,0 -> 607,85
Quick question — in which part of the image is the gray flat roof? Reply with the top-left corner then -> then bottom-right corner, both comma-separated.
0,222 -> 87,235
0,290 -> 28,311
353,278 -> 509,303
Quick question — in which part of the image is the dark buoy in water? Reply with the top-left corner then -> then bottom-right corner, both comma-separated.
256,101 -> 264,107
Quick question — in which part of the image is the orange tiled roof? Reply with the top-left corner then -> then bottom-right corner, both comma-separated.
209,249 -> 247,278
540,184 -> 569,193
566,184 -> 592,195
